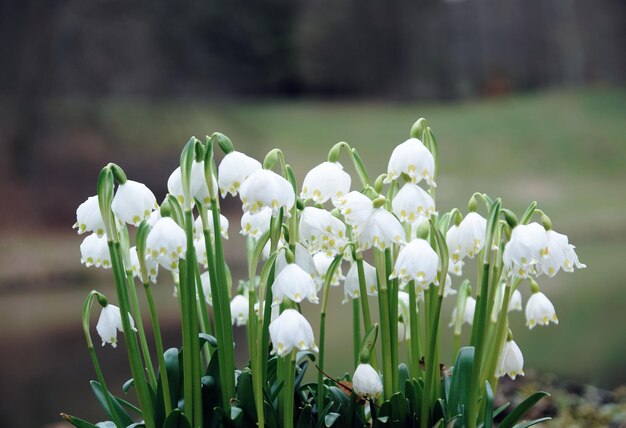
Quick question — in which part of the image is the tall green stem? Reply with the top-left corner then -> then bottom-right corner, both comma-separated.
408,281 -> 422,379
283,351 -> 297,428
352,299 -> 361,368
355,257 -> 377,371
374,249 -> 393,400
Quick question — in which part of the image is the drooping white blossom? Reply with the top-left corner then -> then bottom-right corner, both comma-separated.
390,239 -> 439,290
503,223 -> 548,278
352,363 -> 383,399
275,243 -> 317,279
496,339 -> 524,380
269,309 -> 318,357
218,151 -> 262,197
80,234 -> 111,268
343,260 -> 377,303
129,246 -> 159,283
272,263 -> 319,305
200,271 -> 213,305
538,230 -> 586,277
385,138 -> 435,187
312,252 -> 344,288
239,169 -> 295,215
525,291 -> 558,329
392,183 -> 436,223
491,284 -> 523,322
167,161 -> 218,207
111,180 -> 157,226
449,296 -> 476,327
193,212 -> 229,240
299,207 -> 347,256
300,161 -> 351,204
356,208 -> 405,251
230,295 -> 249,326
146,217 -> 186,272
74,196 -> 105,236
96,304 -> 136,348
457,212 -> 487,258
240,207 -> 272,238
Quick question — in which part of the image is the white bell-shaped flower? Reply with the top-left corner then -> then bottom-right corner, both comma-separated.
194,236 -> 209,268
457,212 -> 487,258
218,151 -> 262,197
167,161 -> 218,207
509,289 -> 523,312
74,196 -> 106,237
96,304 -> 136,348
449,296 -> 476,327
200,271 -> 213,305
275,243 -> 317,278
299,207 -> 347,256
313,252 -> 344,288
342,261 -> 377,303
446,225 -> 462,264
129,246 -> 158,283
496,339 -> 524,380
146,217 -> 186,273
538,230 -> 586,277
503,223 -> 548,278
239,169 -> 295,216
442,274 -> 457,298
80,234 -> 111,268
525,291 -> 558,329
300,161 -> 351,204
392,183 -> 436,222
240,207 -> 272,238
272,263 -> 319,305
449,259 -> 464,276
357,208 -> 405,251
111,180 -> 157,227
352,363 -> 383,400
230,295 -> 249,326
390,239 -> 439,290
269,309 -> 318,357
491,284 -> 523,322
336,191 -> 374,234
385,138 -> 435,187
193,213 -> 229,240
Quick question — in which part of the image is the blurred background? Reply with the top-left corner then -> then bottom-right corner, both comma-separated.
1,0 -> 625,426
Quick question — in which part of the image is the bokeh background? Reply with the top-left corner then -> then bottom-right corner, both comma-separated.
1,1 -> 625,427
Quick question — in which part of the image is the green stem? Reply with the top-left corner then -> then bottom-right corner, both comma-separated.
109,241 -> 156,428
194,266 -> 213,364
408,281 -> 422,380
352,299 -> 361,369
143,282 -> 173,415
374,249 -> 393,400
283,351 -> 297,428
385,249 -> 399,392
125,270 -> 157,388
82,291 -> 124,428
420,287 -> 443,428
355,257 -> 378,371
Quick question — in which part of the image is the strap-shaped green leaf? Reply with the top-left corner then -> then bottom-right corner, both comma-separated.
90,381 -> 134,427
162,409 -> 191,428
482,381 -> 494,428
498,392 -> 550,428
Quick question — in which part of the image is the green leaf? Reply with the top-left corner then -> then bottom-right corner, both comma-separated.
198,333 -> 218,348
59,413 -> 99,428
512,417 -> 552,428
390,392 -> 409,426
235,369 -> 256,425
493,402 -> 510,418
482,381 -> 494,428
89,381 -> 134,427
447,347 -> 474,421
498,392 -> 550,428
122,378 -> 134,393
398,364 -> 410,395
162,409 -> 191,428
296,404 -> 313,428
164,348 -> 181,409
324,412 -> 340,427
294,361 -> 309,391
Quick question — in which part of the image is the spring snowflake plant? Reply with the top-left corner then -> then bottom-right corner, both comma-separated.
64,119 -> 585,428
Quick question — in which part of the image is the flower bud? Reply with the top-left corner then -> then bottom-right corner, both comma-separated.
352,363 -> 383,400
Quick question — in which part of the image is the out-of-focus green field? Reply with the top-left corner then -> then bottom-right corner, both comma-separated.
59,88 -> 626,387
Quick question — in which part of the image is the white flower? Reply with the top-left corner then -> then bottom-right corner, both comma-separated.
356,208 -> 405,251
443,274 -> 457,298
194,236 -> 209,268
146,217 -> 186,273
509,289 -> 523,312
300,161 -> 351,204
385,138 -> 435,187
96,304 -> 136,348
491,284 -> 523,322
129,246 -> 158,283
457,212 -> 487,258
269,309 -> 318,357
193,212 -> 229,240
240,207 -> 273,238
503,223 -> 548,278
111,180 -> 157,226
313,252 -> 344,288
167,161 -> 218,207
74,196 -> 105,236
449,259 -> 464,276
538,230 -> 586,277
525,291 -> 558,329
80,234 -> 111,268
449,296 -> 476,327
446,225 -> 462,263
343,261 -> 377,304
336,191 -> 374,233
239,169 -> 295,215
390,239 -> 439,290
392,183 -> 436,223
218,151 -> 262,197
272,263 -> 319,305
230,295 -> 249,326
496,339 -> 524,380
200,271 -> 212,305
352,363 -> 383,400
146,209 -> 161,227
276,243 -> 317,279
299,207 -> 347,256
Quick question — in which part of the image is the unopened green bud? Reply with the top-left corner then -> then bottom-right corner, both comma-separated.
327,142 -> 344,163
373,174 -> 386,194
159,198 -> 172,218
296,198 -> 305,210
417,221 -> 430,239
95,292 -> 108,307
453,210 -> 463,227
540,212 -> 552,231
468,195 -> 478,212
410,118 -> 428,140
194,138 -> 206,162
502,209 -> 519,229
263,149 -> 280,170
330,208 -> 342,219
211,132 -> 234,154
529,278 -> 541,294
359,323 -> 379,364
285,248 -> 295,264
108,163 -> 127,184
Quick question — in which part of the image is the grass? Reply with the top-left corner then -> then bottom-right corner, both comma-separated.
27,87 -> 626,389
